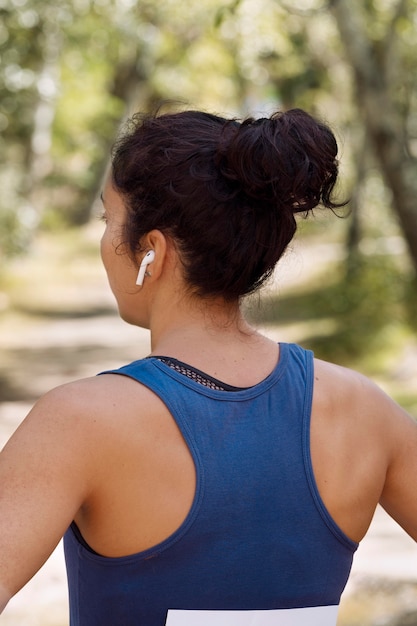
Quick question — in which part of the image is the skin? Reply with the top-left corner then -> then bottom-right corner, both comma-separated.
0,178 -> 416,611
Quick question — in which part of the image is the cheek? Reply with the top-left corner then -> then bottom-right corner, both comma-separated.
100,232 -> 112,276
100,228 -> 138,291
100,229 -> 122,289
100,225 -> 120,269
100,230 -> 108,264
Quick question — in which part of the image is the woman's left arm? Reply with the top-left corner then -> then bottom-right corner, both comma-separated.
379,392 -> 417,541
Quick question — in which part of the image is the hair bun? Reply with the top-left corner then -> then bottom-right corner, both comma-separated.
218,109 -> 342,214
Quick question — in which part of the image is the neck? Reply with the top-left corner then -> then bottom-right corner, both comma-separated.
149,295 -> 252,355
145,290 -> 279,389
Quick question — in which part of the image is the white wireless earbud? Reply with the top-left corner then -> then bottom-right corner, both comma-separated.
136,250 -> 155,286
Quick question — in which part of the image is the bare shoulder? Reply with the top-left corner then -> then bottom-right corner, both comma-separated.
15,372 -> 159,436
313,356 -> 414,427
314,356 -> 380,395
35,371 -> 152,410
312,356 -> 417,459
1,372 -> 162,502
311,357 -> 417,541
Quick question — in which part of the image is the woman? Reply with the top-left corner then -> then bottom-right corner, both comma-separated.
0,108 -> 416,625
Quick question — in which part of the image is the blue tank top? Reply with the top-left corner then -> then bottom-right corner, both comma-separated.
64,342 -> 357,626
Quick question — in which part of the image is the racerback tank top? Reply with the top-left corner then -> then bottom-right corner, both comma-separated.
64,342 -> 357,625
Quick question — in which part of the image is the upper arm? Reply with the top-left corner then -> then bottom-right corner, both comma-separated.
378,395 -> 417,541
312,358 -> 417,543
0,380 -> 101,604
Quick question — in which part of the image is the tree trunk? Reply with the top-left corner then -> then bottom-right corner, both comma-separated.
345,127 -> 369,277
330,0 -> 417,273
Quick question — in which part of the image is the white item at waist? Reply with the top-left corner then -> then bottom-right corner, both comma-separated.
166,605 -> 338,625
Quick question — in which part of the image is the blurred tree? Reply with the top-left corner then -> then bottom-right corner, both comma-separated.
330,0 -> 417,274
0,0 -> 56,257
0,0 -> 246,240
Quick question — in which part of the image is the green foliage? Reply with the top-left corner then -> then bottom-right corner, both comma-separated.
0,205 -> 31,260
308,253 -> 406,361
0,167 -> 35,263
251,252 -> 412,363
404,273 -> 417,333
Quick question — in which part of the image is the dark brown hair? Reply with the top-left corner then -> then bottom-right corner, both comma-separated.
111,108 -> 343,300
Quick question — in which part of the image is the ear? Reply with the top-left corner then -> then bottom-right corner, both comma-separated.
137,230 -> 168,284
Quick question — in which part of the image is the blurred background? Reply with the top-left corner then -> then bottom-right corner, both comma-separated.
1,0 -> 417,624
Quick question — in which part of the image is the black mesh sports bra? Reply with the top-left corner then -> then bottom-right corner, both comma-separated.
152,356 -> 249,392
